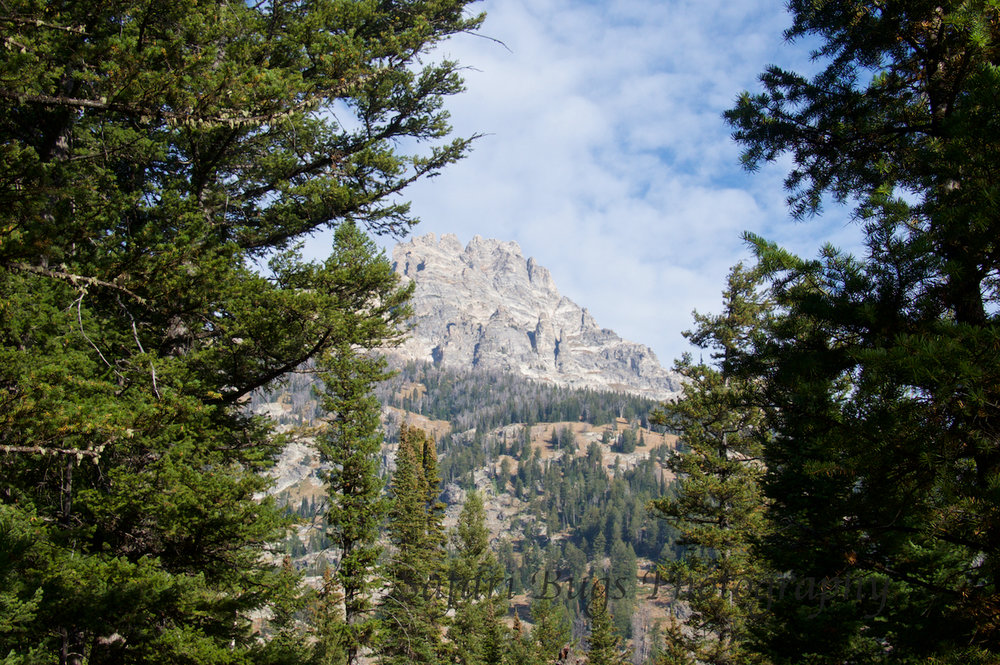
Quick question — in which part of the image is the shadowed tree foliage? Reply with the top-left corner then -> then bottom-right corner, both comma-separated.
726,1 -> 1000,662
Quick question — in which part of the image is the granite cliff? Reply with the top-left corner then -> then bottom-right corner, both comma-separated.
390,233 -> 682,400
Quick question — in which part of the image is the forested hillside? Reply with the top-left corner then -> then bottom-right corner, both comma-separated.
381,360 -> 665,430
258,362 -> 683,661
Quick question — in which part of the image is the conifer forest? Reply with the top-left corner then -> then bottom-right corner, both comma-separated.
2,1 -> 999,664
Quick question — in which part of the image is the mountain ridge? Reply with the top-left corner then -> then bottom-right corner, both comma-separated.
389,233 -> 682,400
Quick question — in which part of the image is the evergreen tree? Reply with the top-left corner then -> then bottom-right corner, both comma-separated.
648,265 -> 772,665
448,491 -> 509,665
381,425 -> 448,665
312,567 -> 348,665
315,222 -> 410,664
419,427 -> 448,575
655,618 -> 696,665
616,429 -> 637,454
592,531 -> 608,560
608,538 -> 638,639
255,557 -> 316,665
528,596 -> 572,664
0,0 -> 482,662
0,505 -> 43,663
586,580 -> 629,665
505,615 -> 540,665
726,1 -> 1000,661
478,601 -> 511,665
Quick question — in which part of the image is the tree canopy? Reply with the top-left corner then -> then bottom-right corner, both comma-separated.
718,0 -> 1000,662
0,0 -> 482,662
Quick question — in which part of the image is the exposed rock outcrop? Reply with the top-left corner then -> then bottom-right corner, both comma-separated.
390,233 -> 682,400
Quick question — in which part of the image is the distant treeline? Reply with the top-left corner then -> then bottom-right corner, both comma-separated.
377,359 -> 667,432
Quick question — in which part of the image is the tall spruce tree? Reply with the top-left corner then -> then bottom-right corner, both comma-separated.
382,424 -> 448,665
315,222 -> 412,665
0,1 -> 482,662
726,1 -> 1000,662
586,580 -> 630,665
448,491 -> 509,665
649,264 -> 772,665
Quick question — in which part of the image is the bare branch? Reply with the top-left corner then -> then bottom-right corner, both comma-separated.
11,262 -> 147,305
117,295 -> 161,399
0,16 -> 87,33
1,444 -> 104,459
74,292 -> 119,379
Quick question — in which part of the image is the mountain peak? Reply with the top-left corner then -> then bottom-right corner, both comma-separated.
390,234 -> 682,400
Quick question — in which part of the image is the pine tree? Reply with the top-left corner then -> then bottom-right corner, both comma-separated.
312,566 -> 348,665
528,596 -> 572,663
314,222 -> 409,664
586,580 -> 629,665
0,505 -> 43,663
655,618 -> 696,665
448,491 -> 509,665
648,265 -> 772,665
381,425 -> 448,665
316,224 -> 410,665
419,427 -> 448,579
0,0 -> 482,662
478,601 -> 511,665
726,1 -> 1000,662
608,538 -> 638,639
505,614 -> 541,665
255,558 -> 315,665
592,531 -> 608,560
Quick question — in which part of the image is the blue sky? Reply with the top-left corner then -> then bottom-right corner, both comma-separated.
324,0 -> 865,366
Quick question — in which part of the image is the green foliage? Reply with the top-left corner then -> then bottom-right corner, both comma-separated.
379,362 -> 662,434
0,506 -> 42,647
648,265 -> 773,665
608,538 -> 638,638
616,428 -> 637,454
313,223 -> 410,664
557,426 -> 577,453
312,567 -> 348,665
527,596 -> 572,663
0,0 -> 481,661
724,1 -> 1000,662
448,492 -> 510,665
586,580 -> 630,665
253,558 -> 314,665
381,425 -> 449,665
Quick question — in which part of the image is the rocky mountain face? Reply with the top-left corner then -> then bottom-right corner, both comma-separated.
390,233 -> 682,400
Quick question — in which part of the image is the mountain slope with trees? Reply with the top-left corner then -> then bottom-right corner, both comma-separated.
7,0 -> 998,663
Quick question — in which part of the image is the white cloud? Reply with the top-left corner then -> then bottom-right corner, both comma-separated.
313,0 -> 866,365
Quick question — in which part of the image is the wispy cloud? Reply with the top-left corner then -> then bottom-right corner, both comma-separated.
313,0 -> 863,365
